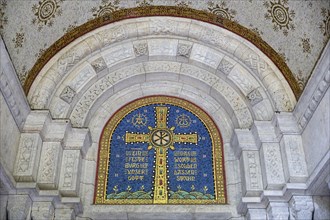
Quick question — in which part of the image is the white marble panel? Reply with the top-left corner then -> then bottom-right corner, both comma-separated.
228,64 -> 258,95
101,42 -> 134,67
148,39 -> 178,56
144,61 -> 181,74
68,64 -> 96,93
190,44 -> 223,69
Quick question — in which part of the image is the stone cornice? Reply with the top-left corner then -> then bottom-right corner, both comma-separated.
294,40 -> 330,130
0,37 -> 30,130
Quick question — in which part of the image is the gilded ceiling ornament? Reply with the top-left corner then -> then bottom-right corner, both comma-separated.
35,43 -> 48,59
264,0 -> 295,36
208,1 -> 236,21
249,24 -> 264,37
18,65 -> 27,85
174,0 -> 192,8
296,70 -> 307,90
63,21 -> 78,34
12,32 -> 25,49
0,0 -> 8,33
299,36 -> 313,56
32,0 -> 63,31
136,0 -> 153,7
277,47 -> 289,62
319,8 -> 330,39
91,0 -> 119,18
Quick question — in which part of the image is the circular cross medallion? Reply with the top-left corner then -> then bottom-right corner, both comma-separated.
150,129 -> 172,148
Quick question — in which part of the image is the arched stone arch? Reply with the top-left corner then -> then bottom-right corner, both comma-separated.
22,12 -> 302,219
27,17 -> 296,129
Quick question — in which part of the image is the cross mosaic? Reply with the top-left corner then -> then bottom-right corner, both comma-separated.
95,96 -> 226,204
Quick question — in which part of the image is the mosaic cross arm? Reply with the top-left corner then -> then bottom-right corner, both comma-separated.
125,106 -> 198,204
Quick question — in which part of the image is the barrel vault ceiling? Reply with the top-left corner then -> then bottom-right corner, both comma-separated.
0,0 -> 329,92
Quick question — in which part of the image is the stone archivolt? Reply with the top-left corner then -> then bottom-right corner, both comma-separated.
27,17 -> 296,132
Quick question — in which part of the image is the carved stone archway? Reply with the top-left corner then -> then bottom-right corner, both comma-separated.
11,12 -> 312,219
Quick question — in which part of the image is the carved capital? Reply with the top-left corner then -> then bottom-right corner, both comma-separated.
289,196 -> 314,220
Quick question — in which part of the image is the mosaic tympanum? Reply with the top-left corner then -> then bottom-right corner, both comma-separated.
95,96 -> 226,205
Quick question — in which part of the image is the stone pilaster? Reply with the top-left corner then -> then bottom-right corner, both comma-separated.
232,129 -> 263,196
267,202 -> 289,220
37,142 -> 63,190
260,142 -> 285,189
252,121 -> 285,189
275,113 -> 308,183
59,128 -> 91,198
13,133 -> 42,182
289,196 -> 314,220
59,150 -> 81,196
280,135 -> 308,182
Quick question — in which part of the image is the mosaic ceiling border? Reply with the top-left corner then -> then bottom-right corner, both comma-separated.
23,6 -> 301,99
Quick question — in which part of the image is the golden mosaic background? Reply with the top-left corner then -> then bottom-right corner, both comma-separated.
1,0 -> 329,93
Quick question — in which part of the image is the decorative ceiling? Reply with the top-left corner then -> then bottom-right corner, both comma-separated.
0,0 -> 329,92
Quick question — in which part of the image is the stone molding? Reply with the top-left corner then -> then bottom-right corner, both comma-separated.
294,40 -> 330,130
27,18 -> 296,132
0,37 -> 30,130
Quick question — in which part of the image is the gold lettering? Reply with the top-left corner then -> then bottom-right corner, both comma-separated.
176,176 -> 195,181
